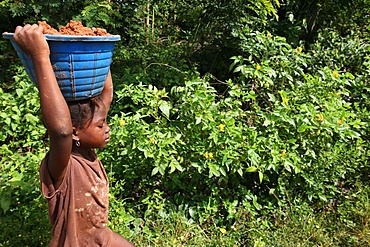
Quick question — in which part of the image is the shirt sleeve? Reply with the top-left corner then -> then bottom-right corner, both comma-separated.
39,152 -> 69,199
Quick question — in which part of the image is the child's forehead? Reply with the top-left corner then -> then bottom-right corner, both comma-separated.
93,103 -> 109,120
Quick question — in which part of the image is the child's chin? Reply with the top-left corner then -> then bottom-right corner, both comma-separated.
102,141 -> 110,147
96,143 -> 108,149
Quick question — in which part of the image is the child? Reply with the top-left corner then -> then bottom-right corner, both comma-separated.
13,24 -> 135,247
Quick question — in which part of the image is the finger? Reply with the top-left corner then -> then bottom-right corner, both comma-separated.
14,26 -> 23,34
24,24 -> 39,34
25,24 -> 44,38
15,24 -> 31,36
14,25 -> 26,40
30,24 -> 39,29
35,25 -> 44,34
22,24 -> 32,30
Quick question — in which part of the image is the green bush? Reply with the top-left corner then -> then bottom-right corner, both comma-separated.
0,68 -> 46,214
1,1 -> 369,245
0,68 -> 50,245
99,28 -> 370,227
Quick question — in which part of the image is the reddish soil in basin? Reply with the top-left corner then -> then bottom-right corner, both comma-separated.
38,20 -> 111,36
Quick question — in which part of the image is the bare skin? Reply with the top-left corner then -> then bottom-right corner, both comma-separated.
15,24 -> 72,186
14,24 -> 134,247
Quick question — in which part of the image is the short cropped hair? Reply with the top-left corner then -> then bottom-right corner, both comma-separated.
67,96 -> 103,129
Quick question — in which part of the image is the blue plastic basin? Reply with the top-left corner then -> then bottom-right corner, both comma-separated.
2,33 -> 120,101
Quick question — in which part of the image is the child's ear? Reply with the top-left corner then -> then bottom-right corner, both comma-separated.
72,127 -> 79,142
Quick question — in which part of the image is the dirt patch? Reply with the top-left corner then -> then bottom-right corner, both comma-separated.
38,20 -> 111,36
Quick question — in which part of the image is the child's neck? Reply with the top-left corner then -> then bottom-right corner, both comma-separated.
71,147 -> 96,161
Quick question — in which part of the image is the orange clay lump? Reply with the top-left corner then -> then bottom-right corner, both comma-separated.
38,20 -> 111,36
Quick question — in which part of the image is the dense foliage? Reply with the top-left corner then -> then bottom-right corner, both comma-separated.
1,0 -> 369,246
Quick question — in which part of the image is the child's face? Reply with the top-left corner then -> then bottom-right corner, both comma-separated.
77,102 -> 110,149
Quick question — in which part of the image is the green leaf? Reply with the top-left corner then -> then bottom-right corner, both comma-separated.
219,167 -> 227,177
188,207 -> 196,219
25,113 -> 38,123
5,118 -> 11,125
298,124 -> 310,133
159,101 -> 170,118
258,171 -> 263,183
0,112 -> 7,118
245,166 -> 257,173
209,163 -> 220,177
8,172 -> 23,186
1,197 -> 11,214
158,165 -> 166,175
284,161 -> 292,172
319,194 -> 328,202
248,149 -> 260,166
252,195 -> 262,210
151,167 -> 159,176
195,116 -> 202,125
237,168 -> 243,177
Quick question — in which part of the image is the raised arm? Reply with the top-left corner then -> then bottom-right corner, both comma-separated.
101,70 -> 113,110
14,24 -> 72,187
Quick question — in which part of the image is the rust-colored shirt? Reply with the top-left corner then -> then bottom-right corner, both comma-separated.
40,152 -> 113,247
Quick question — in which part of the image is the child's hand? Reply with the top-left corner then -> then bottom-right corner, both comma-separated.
14,24 -> 50,60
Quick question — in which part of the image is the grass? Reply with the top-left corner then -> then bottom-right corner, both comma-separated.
1,185 -> 369,246
114,184 -> 370,247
